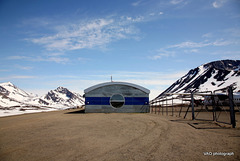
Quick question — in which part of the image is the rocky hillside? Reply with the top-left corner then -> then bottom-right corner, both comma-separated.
41,86 -> 84,108
155,60 -> 240,99
0,82 -> 84,109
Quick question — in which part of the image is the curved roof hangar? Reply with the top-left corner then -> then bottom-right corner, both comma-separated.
84,82 -> 150,94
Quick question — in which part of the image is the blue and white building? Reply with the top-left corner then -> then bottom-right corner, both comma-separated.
84,82 -> 150,113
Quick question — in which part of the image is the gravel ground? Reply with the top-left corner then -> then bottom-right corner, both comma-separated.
0,109 -> 239,161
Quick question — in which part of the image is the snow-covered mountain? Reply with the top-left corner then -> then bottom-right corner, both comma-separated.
40,87 -> 84,108
155,60 -> 240,99
0,82 -> 35,108
0,82 -> 84,109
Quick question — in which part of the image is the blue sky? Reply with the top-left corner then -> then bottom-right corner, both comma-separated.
0,0 -> 240,99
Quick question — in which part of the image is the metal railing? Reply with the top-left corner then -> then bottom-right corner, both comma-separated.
150,86 -> 238,128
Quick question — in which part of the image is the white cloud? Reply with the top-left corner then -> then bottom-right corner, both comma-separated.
168,39 -> 236,49
7,56 -> 29,60
169,41 -> 210,48
150,36 -> 238,61
212,0 -> 227,8
149,49 -> 175,60
184,49 -> 199,53
45,52 -> 65,56
11,76 -> 37,79
0,75 -> 37,81
123,16 -> 144,22
132,0 -> 143,6
47,57 -> 69,64
202,33 -> 213,38
170,0 -> 184,5
15,65 -> 33,70
159,12 -> 164,15
28,17 -> 140,51
212,39 -> 233,46
149,13 -> 155,16
7,55 -> 69,64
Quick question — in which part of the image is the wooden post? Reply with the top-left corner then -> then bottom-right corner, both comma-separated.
162,100 -> 163,115
154,101 -> 156,114
191,93 -> 195,120
166,98 -> 168,115
151,102 -> 153,113
212,95 -> 216,121
228,86 -> 236,128
184,105 -> 190,119
179,98 -> 183,117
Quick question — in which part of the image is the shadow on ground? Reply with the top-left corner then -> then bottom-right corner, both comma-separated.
170,119 -> 231,129
65,109 -> 85,114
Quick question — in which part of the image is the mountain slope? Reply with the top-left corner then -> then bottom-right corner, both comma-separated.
0,82 -> 84,109
0,82 -> 35,108
41,87 -> 84,108
0,82 -> 32,100
155,60 -> 240,99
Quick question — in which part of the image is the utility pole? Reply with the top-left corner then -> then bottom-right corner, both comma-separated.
191,92 -> 195,120
228,86 -> 236,128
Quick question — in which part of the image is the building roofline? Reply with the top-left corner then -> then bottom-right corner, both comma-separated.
84,82 -> 150,94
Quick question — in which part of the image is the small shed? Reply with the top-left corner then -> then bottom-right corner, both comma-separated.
84,82 -> 150,113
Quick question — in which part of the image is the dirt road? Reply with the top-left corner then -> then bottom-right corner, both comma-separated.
0,109 -> 239,161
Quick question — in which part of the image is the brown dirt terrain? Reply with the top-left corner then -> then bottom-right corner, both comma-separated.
0,109 -> 239,161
